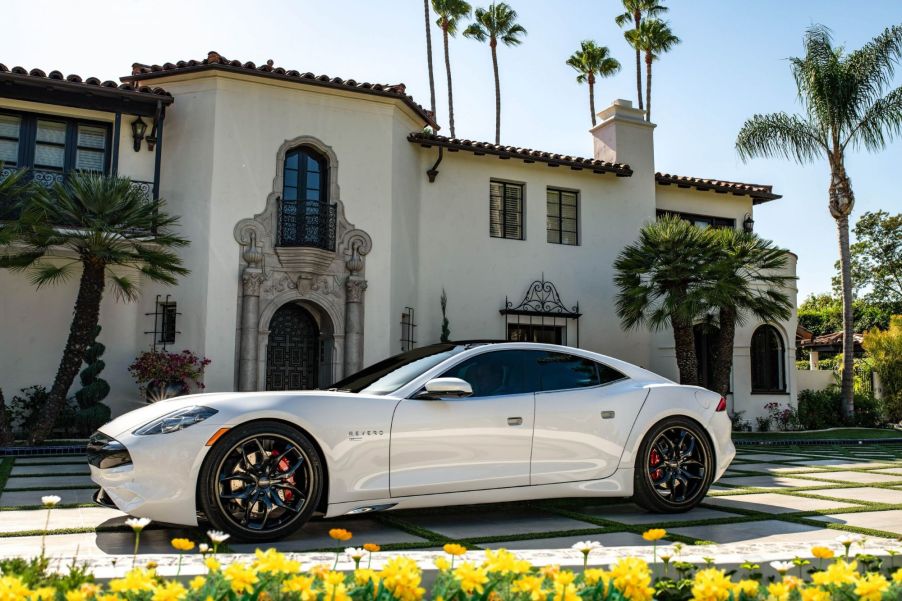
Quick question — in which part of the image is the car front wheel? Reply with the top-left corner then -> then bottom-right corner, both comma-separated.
198,421 -> 323,542
632,417 -> 714,513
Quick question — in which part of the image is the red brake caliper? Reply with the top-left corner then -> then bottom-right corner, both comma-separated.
650,449 -> 662,482
271,450 -> 295,502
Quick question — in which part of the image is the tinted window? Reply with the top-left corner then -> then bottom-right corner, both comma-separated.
598,363 -> 628,385
330,344 -> 467,395
441,350 -> 541,397
538,352 -> 599,391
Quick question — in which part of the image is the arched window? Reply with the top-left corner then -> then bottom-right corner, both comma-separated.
751,325 -> 786,393
279,147 -> 335,250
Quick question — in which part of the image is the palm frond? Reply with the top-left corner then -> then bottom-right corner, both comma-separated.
735,112 -> 827,163
27,261 -> 77,288
846,25 -> 902,108
108,273 -> 139,302
846,84 -> 902,152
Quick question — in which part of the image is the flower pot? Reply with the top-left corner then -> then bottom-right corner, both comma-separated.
145,380 -> 190,403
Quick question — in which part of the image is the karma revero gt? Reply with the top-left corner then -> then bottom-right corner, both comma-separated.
89,341 -> 734,541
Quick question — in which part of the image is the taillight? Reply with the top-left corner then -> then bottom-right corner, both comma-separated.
715,397 -> 727,412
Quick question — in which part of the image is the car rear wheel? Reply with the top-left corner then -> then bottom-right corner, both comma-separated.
198,421 -> 323,542
632,417 -> 713,513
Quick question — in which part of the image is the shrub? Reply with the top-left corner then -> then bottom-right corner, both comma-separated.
7,386 -> 79,439
863,315 -> 902,423
798,387 -> 884,429
129,349 -> 211,396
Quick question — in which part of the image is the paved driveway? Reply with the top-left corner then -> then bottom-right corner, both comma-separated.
1,443 -> 901,572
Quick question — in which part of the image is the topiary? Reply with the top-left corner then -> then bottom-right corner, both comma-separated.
75,403 -> 111,434
75,326 -> 110,410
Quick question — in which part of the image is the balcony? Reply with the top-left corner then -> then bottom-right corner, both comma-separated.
275,200 -> 338,271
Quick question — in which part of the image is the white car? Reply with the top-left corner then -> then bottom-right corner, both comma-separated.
89,341 -> 734,542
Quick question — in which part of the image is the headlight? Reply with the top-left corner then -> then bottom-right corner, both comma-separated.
133,405 -> 218,435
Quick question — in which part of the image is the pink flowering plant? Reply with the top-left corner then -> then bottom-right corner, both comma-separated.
128,349 -> 211,395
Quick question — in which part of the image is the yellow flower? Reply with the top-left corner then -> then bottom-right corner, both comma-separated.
309,563 -> 331,579
97,595 -> 123,601
733,579 -> 759,597
454,562 -> 489,595
253,548 -> 300,574
540,565 -> 561,579
610,557 -> 654,601
170,538 -> 195,552
80,584 -> 101,597
354,569 -> 381,586
800,588 -> 831,601
363,543 -> 381,552
65,591 -> 87,601
766,581 -> 790,601
379,556 -> 424,601
690,567 -> 732,601
854,572 -> 889,601
329,528 -> 353,542
782,575 -> 802,591
512,575 -> 548,601
811,546 -> 835,560
30,587 -> 57,601
811,560 -> 858,587
189,576 -> 206,591
284,575 -> 317,601
552,571 -> 576,588
641,528 -> 666,542
483,548 -> 530,574
324,572 -> 346,587
434,556 -> 451,571
224,562 -> 259,594
583,569 -> 610,588
109,569 -> 156,594
152,581 -> 187,601
204,557 -> 220,572
893,567 -> 902,583
443,543 -> 467,556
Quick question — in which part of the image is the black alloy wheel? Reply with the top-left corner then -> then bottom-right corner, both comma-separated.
199,421 -> 323,542
632,417 -> 714,513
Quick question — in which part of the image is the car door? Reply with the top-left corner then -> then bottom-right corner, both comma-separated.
389,349 -> 541,497
531,351 -> 649,485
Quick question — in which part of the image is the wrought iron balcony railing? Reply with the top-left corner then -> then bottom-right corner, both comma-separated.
278,199 -> 337,252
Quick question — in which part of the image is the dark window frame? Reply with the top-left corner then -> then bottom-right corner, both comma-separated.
490,179 -> 525,241
537,351 -> 627,392
0,108 -> 111,175
546,187 -> 579,245
279,145 -> 335,249
656,209 -> 736,229
750,324 -> 787,394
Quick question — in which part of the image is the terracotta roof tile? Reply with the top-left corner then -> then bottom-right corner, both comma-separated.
801,331 -> 865,348
122,51 -> 436,127
655,172 -> 781,203
408,132 -> 633,176
0,62 -> 172,102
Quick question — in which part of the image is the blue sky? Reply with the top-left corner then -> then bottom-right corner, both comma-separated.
4,0 -> 901,300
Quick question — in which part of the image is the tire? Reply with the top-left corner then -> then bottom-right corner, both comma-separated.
198,421 -> 324,542
632,416 -> 714,513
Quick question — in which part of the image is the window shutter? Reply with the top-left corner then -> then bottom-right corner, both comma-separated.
489,181 -> 504,237
0,114 -> 20,166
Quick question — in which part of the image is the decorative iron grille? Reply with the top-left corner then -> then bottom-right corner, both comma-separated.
400,307 -> 417,352
144,294 -> 181,351
278,198 -> 337,251
500,275 -> 581,347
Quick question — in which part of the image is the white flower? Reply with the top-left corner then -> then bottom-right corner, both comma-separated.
836,534 -> 856,546
125,517 -> 151,532
198,543 -> 210,554
207,530 -> 230,544
41,495 -> 61,507
345,547 -> 366,560
659,550 -> 674,562
571,541 -> 602,554
770,561 -> 793,574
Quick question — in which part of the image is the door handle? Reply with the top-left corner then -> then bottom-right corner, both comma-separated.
507,417 -> 523,426
601,411 -> 615,419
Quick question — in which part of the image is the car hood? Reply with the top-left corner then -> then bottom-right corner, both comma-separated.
99,390 -> 364,439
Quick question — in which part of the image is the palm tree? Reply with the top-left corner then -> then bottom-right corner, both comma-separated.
432,0 -> 472,138
736,24 -> 902,418
464,2 -> 527,144
614,216 -> 713,385
566,41 -> 621,126
424,0 -> 438,118
615,0 -> 668,112
626,18 -> 680,122
0,173 -> 189,443
704,228 -> 794,397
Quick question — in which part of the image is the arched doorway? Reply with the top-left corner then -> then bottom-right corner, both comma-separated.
266,303 -> 320,390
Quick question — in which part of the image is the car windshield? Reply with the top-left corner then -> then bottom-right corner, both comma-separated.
329,343 -> 468,395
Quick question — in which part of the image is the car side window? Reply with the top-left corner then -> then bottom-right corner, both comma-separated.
598,362 -> 628,384
440,350 -> 542,397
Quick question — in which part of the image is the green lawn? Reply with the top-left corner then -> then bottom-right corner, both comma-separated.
734,427 -> 902,441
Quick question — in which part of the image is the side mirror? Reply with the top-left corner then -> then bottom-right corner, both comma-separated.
417,377 -> 473,399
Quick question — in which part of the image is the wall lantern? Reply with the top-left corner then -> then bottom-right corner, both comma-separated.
743,213 -> 755,233
131,116 -> 148,152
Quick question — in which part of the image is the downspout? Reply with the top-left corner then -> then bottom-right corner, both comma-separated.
111,112 -> 121,175
151,100 -> 164,200
426,145 -> 443,183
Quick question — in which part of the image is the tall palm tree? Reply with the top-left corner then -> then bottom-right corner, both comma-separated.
0,173 -> 189,443
736,24 -> 902,417
626,18 -> 680,122
566,40 -> 621,126
424,0 -> 438,119
614,216 -> 713,385
615,0 -> 668,112
432,0 -> 472,138
464,2 -> 527,144
704,228 -> 794,397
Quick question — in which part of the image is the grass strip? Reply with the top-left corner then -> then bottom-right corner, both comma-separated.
2,485 -> 97,492
4,472 -> 91,479
0,458 -> 12,492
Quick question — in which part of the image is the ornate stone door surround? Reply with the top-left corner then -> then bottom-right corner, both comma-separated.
233,135 -> 372,391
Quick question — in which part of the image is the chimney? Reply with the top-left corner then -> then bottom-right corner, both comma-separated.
590,99 -> 655,176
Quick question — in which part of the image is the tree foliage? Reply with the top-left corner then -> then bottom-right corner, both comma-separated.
566,40 -> 621,126
862,315 -> 902,422
798,293 -> 901,337
832,210 -> 902,303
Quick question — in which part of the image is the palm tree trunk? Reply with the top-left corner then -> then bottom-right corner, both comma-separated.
30,260 -> 106,444
0,388 -> 12,446
645,53 -> 653,122
673,316 -> 699,385
442,26 -> 456,138
588,77 -> 597,127
829,161 -> 856,419
491,40 -> 501,145
634,12 -> 643,110
712,307 -> 736,398
424,0 -> 437,118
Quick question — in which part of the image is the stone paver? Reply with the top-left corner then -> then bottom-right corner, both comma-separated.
401,510 -> 595,539
795,470 -> 902,484
716,475 -> 829,489
871,467 -> 902,476
671,520 -> 894,545
13,457 -> 87,465
809,510 -> 902,535
805,486 -> 902,505
731,453 -> 801,462
725,463 -> 826,474
790,460 -> 897,469
6,475 -> 95,489
704,493 -> 858,514
10,464 -> 89,476
482,532 -> 652,550
0,488 -> 97,507
230,518 -> 427,553
563,503 -> 737,525
0,507 -> 125,533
